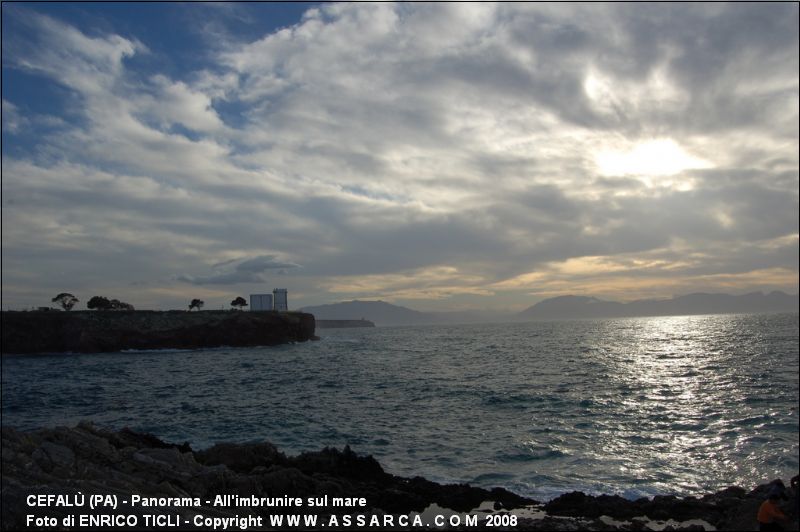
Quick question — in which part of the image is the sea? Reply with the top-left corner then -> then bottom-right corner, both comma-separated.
2,312 -> 798,502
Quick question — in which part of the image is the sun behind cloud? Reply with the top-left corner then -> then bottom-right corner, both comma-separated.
595,139 -> 713,187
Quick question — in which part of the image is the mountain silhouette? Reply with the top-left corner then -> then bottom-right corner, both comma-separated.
302,291 -> 797,326
301,300 -> 429,326
518,291 -> 798,320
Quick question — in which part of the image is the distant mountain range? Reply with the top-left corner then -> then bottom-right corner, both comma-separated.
300,300 -> 508,326
517,291 -> 799,320
302,291 -> 798,326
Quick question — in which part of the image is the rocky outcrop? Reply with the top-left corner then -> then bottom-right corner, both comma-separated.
1,310 -> 317,354
536,482 -> 799,530
1,423 -> 533,530
2,424 -> 797,531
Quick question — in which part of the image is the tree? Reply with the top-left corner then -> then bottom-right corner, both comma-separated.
87,296 -> 134,311
109,299 -> 135,311
189,299 -> 204,311
51,293 -> 79,311
87,296 -> 112,310
230,296 -> 248,310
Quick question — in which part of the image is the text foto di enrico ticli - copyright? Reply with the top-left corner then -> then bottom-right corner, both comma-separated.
24,492 -> 519,529
26,513 -> 509,529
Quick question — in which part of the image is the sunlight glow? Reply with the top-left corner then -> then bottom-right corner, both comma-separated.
595,139 -> 713,182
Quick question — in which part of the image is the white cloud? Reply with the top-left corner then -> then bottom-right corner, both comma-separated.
9,10 -> 142,94
2,100 -> 27,132
138,75 -> 227,134
2,3 -> 797,310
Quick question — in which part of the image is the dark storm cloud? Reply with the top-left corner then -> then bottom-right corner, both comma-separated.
177,255 -> 300,285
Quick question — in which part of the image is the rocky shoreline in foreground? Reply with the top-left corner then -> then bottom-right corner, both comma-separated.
2,424 -> 797,531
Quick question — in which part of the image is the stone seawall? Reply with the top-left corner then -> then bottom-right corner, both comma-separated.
1,310 -> 316,354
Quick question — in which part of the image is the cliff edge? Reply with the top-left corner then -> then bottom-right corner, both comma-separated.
0,310 -> 316,354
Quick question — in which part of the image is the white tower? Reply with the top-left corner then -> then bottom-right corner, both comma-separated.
273,288 -> 288,311
249,294 -> 273,311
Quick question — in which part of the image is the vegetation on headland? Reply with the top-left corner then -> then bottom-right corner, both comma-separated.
86,295 -> 135,311
50,293 -> 78,311
33,292 -> 257,313
230,296 -> 248,310
36,292 -> 253,313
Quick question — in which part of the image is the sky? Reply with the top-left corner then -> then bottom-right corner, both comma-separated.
2,3 -> 798,312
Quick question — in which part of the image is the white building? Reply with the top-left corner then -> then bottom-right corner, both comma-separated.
249,293 -> 273,311
273,288 -> 288,311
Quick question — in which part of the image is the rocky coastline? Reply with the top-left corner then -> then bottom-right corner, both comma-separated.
2,424 -> 797,531
0,310 -> 317,354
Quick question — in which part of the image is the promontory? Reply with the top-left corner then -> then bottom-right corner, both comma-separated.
0,310 -> 317,354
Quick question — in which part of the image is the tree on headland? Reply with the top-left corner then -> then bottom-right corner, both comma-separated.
51,293 -> 79,311
110,299 -> 135,311
230,296 -> 248,310
189,299 -> 204,311
87,296 -> 112,310
87,296 -> 134,311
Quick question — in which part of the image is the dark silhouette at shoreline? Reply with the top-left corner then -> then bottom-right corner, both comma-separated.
1,310 -> 316,354
2,423 -> 797,531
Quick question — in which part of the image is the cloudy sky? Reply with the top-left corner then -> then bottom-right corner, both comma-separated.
2,3 -> 798,311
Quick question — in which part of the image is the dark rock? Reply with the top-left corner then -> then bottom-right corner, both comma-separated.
2,423 -> 539,530
289,445 -> 389,483
196,441 -> 286,473
543,480 -> 800,531
108,426 -> 192,453
545,491 -> 618,519
1,310 -> 316,354
700,485 -> 747,503
36,441 -> 75,471
370,486 -> 429,514
3,423 -> 797,531
254,466 -> 320,498
544,490 -> 727,524
489,486 -> 535,510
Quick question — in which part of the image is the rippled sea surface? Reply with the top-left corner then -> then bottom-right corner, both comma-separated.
3,313 -> 798,501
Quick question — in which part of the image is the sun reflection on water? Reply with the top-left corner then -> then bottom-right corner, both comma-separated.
587,314 -> 796,493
